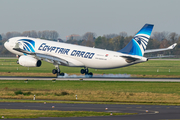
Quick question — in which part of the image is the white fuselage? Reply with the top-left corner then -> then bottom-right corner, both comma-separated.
4,37 -> 147,69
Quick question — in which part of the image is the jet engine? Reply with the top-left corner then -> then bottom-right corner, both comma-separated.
18,56 -> 41,67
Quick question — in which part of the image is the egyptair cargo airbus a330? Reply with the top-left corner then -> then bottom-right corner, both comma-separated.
4,24 -> 177,77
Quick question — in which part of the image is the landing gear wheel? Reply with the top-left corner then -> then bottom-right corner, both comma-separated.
80,69 -> 85,74
59,72 -> 64,76
17,60 -> 19,64
81,68 -> 93,78
52,69 -> 57,74
88,72 -> 93,78
52,65 -> 65,77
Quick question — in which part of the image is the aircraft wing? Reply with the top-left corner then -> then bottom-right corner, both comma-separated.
144,43 -> 177,53
13,47 -> 69,65
13,44 -> 84,66
146,55 -> 175,59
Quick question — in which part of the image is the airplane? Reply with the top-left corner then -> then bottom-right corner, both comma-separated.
4,24 -> 177,77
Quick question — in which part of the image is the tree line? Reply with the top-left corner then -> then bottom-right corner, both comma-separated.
0,30 -> 180,56
66,31 -> 180,56
0,30 -> 59,41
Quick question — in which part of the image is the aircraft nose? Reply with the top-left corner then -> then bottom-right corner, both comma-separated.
4,41 -> 7,49
4,40 -> 10,50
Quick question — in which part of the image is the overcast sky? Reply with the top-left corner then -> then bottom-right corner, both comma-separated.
0,0 -> 180,39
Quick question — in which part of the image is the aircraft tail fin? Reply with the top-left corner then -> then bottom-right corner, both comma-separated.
118,24 -> 154,56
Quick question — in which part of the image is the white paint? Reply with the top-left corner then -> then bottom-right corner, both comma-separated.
4,36 -> 148,69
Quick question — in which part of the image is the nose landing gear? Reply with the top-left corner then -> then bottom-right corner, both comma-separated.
80,67 -> 93,77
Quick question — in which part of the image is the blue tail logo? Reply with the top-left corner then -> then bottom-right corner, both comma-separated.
133,35 -> 148,52
118,24 -> 154,56
18,39 -> 35,53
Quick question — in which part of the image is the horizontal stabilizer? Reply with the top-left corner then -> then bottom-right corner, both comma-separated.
121,55 -> 148,63
144,43 -> 177,53
121,56 -> 140,63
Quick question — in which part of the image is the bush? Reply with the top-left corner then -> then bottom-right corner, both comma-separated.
23,91 -> 32,96
14,90 -> 32,96
54,93 -> 61,96
54,91 -> 69,96
61,91 -> 69,95
14,90 -> 23,95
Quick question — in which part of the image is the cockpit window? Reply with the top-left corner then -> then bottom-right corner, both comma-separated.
7,39 -> 9,42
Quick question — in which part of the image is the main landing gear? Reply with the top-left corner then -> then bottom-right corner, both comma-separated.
52,65 -> 64,77
52,65 -> 93,78
80,67 -> 93,77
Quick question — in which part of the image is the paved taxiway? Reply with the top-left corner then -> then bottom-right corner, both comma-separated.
1,102 -> 180,120
1,76 -> 180,82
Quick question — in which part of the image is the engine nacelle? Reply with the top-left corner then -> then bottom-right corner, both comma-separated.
19,56 -> 41,67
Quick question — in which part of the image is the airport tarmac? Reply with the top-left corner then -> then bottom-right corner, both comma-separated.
1,102 -> 180,120
0,76 -> 180,82
1,77 -> 180,119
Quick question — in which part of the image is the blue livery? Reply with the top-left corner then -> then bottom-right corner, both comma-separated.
118,24 -> 154,56
18,39 -> 35,52
38,43 -> 95,59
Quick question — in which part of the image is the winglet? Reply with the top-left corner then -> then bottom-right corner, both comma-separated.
168,43 -> 177,49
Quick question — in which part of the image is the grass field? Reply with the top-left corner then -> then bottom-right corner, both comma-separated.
0,59 -> 180,77
0,59 -> 179,119
0,109 -> 135,119
1,80 -> 180,104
